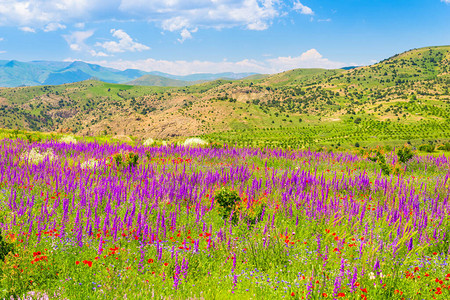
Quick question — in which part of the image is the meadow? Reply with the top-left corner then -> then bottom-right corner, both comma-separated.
0,136 -> 449,299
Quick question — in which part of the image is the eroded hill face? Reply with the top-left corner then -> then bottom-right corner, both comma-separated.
0,46 -> 449,139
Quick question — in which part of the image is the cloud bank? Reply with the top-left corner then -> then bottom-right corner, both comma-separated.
96,29 -> 149,53
75,48 -> 345,75
0,0 -> 284,39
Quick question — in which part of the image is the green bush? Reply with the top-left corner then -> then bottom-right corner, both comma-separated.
418,144 -> 434,153
112,151 -> 139,169
437,143 -> 450,151
208,142 -> 223,149
0,230 -> 14,262
397,146 -> 414,163
368,150 -> 390,175
214,188 -> 241,224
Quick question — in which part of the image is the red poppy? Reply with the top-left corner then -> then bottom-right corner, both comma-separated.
322,293 -> 328,297
164,263 -> 169,266
291,292 -> 295,296
338,293 -> 345,297
75,261 -> 80,265
148,259 -> 154,263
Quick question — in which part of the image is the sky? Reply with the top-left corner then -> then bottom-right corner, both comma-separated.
0,0 -> 449,75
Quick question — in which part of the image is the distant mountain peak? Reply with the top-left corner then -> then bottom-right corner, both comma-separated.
4,60 -> 21,67
0,59 -> 260,88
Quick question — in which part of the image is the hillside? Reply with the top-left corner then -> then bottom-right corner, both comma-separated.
0,46 -> 449,148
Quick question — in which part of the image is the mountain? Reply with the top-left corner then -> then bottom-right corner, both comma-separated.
0,60 -> 260,87
0,60 -> 51,86
0,46 -> 448,146
42,61 -> 134,85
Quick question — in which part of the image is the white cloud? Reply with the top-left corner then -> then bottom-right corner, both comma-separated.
63,30 -> 94,51
293,1 -> 314,15
120,0 -> 281,33
0,0 -> 281,33
0,1 -> 314,41
178,27 -> 197,43
0,51 -> 6,54
20,26 -> 36,32
178,29 -> 192,43
442,0 -> 450,3
0,37 -> 3,41
0,0 -> 112,28
89,50 -> 109,57
161,16 -> 190,32
96,29 -> 150,53
83,48 -> 346,75
266,49 -> 344,70
44,22 -> 66,32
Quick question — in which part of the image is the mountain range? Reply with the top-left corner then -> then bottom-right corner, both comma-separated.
0,60 -> 257,87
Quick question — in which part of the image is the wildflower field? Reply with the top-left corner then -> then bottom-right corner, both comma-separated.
1,138 -> 450,299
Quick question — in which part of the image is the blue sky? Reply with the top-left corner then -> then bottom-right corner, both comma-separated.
0,0 -> 449,75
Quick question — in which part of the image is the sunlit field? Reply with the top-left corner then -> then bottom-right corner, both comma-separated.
1,138 -> 449,299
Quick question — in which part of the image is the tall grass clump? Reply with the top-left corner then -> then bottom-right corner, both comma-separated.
183,137 -> 208,147
59,135 -> 77,144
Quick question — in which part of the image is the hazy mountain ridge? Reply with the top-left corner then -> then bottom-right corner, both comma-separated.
0,60 -> 258,87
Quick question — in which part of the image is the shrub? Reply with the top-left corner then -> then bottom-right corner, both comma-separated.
0,230 -> 14,262
112,151 -> 139,169
368,150 -> 390,175
208,142 -> 223,149
214,188 -> 241,224
418,144 -> 434,153
397,146 -> 414,163
437,143 -> 450,151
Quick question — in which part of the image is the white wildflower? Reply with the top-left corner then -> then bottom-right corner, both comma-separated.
183,138 -> 207,147
369,272 -> 376,280
143,138 -> 155,146
21,148 -> 56,164
80,158 -> 101,170
59,135 -> 77,144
